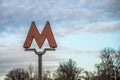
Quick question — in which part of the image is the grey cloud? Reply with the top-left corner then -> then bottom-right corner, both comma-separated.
0,0 -> 119,39
57,47 -> 100,54
0,0 -> 119,29
0,46 -> 64,74
53,20 -> 120,36
84,21 -> 120,32
43,65 -> 58,71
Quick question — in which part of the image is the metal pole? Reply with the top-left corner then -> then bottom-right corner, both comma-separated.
38,54 -> 42,80
114,67 -> 116,80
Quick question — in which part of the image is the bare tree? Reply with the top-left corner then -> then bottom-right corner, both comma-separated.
28,65 -> 39,80
54,59 -> 83,80
28,64 -> 34,80
5,68 -> 29,80
95,48 -> 120,80
82,71 -> 95,80
42,71 -> 52,80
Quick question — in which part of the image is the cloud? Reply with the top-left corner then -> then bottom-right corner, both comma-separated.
57,47 -> 100,54
84,21 -> 120,32
52,20 -> 120,36
79,0 -> 86,3
0,48 -> 64,74
0,30 -> 65,74
0,0 -> 119,30
0,0 -> 119,37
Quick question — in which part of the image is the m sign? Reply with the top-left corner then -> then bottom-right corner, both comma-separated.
23,21 -> 57,49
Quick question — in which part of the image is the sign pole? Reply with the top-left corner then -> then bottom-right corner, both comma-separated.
38,54 -> 42,80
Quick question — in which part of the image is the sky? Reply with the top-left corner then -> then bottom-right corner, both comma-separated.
0,0 -> 120,77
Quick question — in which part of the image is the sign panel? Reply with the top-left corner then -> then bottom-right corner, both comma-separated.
23,21 -> 57,48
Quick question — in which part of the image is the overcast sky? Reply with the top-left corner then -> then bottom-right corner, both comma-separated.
0,0 -> 120,76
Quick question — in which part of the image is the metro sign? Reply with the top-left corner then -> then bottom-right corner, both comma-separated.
23,21 -> 57,80
23,21 -> 57,49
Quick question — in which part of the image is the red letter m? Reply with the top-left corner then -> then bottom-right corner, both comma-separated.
23,21 -> 57,48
